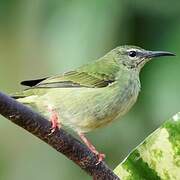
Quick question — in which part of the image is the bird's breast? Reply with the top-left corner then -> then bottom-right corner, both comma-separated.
106,73 -> 140,120
41,73 -> 141,133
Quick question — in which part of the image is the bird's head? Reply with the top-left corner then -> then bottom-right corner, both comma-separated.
110,45 -> 175,72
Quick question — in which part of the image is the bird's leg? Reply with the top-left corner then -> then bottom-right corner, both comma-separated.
48,106 -> 61,134
78,132 -> 105,164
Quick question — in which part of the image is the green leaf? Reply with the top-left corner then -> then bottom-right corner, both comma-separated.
114,112 -> 180,180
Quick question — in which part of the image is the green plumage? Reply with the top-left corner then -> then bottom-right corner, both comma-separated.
12,45 -> 175,133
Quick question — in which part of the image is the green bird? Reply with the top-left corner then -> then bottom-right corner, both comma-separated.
12,45 -> 175,163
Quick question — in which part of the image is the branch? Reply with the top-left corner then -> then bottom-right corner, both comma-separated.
0,92 -> 119,180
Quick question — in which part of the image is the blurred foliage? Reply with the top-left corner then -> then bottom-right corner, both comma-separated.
0,0 -> 180,179
114,112 -> 180,180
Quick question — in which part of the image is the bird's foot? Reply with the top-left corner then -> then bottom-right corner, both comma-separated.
48,106 -> 61,135
78,132 -> 105,165
90,148 -> 105,165
95,152 -> 105,165
49,115 -> 60,134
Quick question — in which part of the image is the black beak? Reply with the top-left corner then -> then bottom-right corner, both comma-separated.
144,51 -> 176,59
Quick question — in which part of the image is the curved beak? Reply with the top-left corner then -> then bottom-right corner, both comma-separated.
144,51 -> 176,59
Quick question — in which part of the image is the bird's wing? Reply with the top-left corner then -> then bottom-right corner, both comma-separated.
21,59 -> 119,89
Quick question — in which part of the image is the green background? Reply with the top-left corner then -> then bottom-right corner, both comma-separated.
0,0 -> 179,179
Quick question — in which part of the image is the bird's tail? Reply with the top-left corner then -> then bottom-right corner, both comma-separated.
11,89 -> 37,106
11,90 -> 49,118
11,94 -> 26,99
11,89 -> 29,99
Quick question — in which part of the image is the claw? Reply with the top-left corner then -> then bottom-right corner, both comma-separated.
96,153 -> 105,165
47,106 -> 61,135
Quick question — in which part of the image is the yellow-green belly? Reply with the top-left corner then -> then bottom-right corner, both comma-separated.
30,80 -> 140,133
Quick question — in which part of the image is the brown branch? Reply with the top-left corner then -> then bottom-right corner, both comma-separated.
0,92 -> 119,180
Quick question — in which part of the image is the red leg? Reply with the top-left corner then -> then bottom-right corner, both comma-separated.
48,106 -> 61,134
78,132 -> 105,164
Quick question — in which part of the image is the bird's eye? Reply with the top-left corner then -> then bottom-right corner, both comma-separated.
128,50 -> 137,58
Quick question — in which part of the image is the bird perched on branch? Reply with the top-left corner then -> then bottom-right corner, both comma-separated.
12,45 -> 175,163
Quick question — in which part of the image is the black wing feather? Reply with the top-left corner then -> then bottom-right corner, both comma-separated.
21,77 -> 47,87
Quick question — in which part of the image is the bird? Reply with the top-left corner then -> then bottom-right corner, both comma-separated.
12,45 -> 175,163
